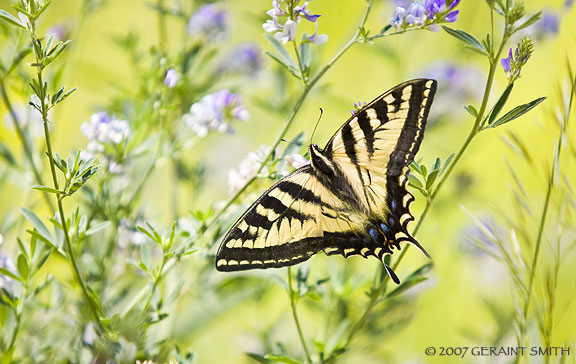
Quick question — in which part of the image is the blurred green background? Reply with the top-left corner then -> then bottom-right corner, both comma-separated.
1,0 -> 576,363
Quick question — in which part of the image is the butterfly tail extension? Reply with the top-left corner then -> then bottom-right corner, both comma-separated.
384,263 -> 400,285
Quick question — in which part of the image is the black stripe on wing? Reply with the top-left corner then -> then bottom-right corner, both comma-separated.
387,79 -> 437,176
216,236 -> 324,271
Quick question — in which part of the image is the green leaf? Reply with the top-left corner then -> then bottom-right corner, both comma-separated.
0,267 -> 20,282
442,26 -> 487,55
17,254 -> 29,281
486,83 -> 514,125
0,9 -> 26,28
245,353 -> 275,364
140,243 -> 151,269
264,355 -> 302,364
442,153 -> 455,173
407,174 -> 423,189
44,33 -> 55,57
21,208 -> 53,243
265,34 -> 298,70
85,221 -> 111,235
299,41 -> 310,74
426,169 -> 440,189
264,51 -> 300,79
0,141 -> 16,166
464,104 -> 478,118
432,157 -> 441,171
514,11 -> 542,33
490,97 -> 546,128
410,160 -> 424,175
32,185 -> 63,194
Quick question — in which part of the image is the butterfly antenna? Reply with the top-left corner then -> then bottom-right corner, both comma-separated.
280,138 -> 304,147
309,108 -> 324,146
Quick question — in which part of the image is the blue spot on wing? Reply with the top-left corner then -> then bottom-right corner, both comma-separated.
368,228 -> 378,240
391,200 -> 397,210
380,223 -> 390,233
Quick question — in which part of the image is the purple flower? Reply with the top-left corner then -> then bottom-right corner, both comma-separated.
305,31 -> 328,45
81,112 -> 131,153
424,0 -> 460,18
182,89 -> 249,138
406,2 -> 426,25
187,4 -> 228,41
390,6 -> 407,28
217,44 -> 262,76
566,0 -> 574,8
532,11 -> 560,39
422,61 -> 484,123
500,48 -> 513,73
164,69 -> 180,88
295,3 -> 321,22
351,101 -> 367,115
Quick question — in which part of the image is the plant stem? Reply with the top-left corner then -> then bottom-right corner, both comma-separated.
0,79 -> 55,213
287,267 -> 312,363
519,72 -> 575,350
28,19 -> 106,331
156,0 -> 167,52
143,256 -> 169,313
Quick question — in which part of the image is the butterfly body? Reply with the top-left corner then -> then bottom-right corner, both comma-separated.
216,79 -> 437,283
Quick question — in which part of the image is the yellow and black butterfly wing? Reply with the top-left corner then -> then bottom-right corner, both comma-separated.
216,167 -> 341,270
324,78 -> 437,257
215,166 -> 389,271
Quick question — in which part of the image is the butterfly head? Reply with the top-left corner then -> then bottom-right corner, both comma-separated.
309,144 -> 335,177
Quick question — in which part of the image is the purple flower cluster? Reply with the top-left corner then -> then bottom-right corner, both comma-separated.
390,0 -> 460,29
187,3 -> 228,41
216,43 -> 262,76
500,37 -> 533,83
350,101 -> 367,116
80,111 -> 131,173
422,61 -> 484,122
263,0 -> 327,45
182,89 -> 249,138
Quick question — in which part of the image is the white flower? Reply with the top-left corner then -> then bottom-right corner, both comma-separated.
228,145 -> 271,194
285,153 -> 310,169
81,112 -> 130,152
164,69 -> 180,88
118,218 -> 148,248
0,239 -> 16,292
274,19 -> 298,44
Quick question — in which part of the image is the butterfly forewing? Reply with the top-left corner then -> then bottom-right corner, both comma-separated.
216,79 -> 437,281
217,167 -> 345,270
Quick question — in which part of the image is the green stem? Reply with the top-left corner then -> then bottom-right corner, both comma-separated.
28,22 -> 106,331
287,267 -> 312,363
518,72 -> 575,350
156,0 -> 167,52
0,79 -> 55,213
293,41 -> 308,87
143,256 -> 169,313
